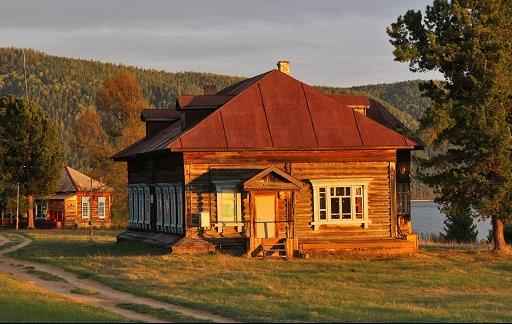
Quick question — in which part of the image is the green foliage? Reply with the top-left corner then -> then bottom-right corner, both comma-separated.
0,47 -> 244,171
388,0 -> 512,234
0,47 -> 439,202
0,95 -> 63,197
441,203 -> 478,243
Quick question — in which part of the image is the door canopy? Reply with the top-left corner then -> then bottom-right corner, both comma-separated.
243,166 -> 303,191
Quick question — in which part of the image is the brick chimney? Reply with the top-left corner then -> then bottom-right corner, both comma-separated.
277,60 -> 290,75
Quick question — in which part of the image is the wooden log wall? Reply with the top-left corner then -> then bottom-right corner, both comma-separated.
182,150 -> 395,242
75,193 -> 112,229
184,162 -> 288,236
128,152 -> 184,184
291,162 -> 391,241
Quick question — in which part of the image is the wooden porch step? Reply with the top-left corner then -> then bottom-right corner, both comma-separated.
259,239 -> 288,259
117,230 -> 182,250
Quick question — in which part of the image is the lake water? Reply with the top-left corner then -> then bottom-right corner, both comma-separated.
411,201 -> 492,242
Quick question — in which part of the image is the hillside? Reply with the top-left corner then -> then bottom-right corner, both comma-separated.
0,47 -> 433,199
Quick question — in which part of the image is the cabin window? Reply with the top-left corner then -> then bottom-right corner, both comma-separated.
310,179 -> 371,230
82,196 -> 90,220
213,181 -> 243,231
98,197 -> 106,219
156,187 -> 163,229
397,182 -> 411,215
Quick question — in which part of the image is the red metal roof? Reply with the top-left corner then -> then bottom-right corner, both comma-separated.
169,70 -> 418,151
114,70 -> 419,160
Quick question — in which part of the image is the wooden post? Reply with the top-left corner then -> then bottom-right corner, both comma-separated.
389,161 -> 397,239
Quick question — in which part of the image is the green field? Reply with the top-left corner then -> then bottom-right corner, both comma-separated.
7,230 -> 512,322
0,270 -> 131,323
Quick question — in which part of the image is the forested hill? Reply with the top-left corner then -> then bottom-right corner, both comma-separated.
0,47 -> 433,198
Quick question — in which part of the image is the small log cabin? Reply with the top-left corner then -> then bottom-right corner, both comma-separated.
35,166 -> 112,229
113,61 -> 422,257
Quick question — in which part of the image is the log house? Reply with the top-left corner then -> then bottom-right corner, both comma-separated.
114,62 -> 422,257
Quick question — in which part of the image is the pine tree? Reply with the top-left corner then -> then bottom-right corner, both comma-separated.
387,0 -> 512,253
0,95 -> 64,228
441,203 -> 478,243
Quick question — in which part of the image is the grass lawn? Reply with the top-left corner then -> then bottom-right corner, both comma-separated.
0,271 -> 132,323
8,230 -> 512,323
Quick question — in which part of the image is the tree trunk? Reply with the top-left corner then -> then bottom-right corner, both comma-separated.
492,216 -> 510,254
27,194 -> 35,229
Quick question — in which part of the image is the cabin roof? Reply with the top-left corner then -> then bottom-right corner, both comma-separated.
141,109 -> 180,121
57,166 -> 110,193
113,70 -> 419,160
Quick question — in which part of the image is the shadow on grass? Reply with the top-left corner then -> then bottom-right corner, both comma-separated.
9,239 -> 165,261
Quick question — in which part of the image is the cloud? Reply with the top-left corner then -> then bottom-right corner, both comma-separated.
0,0 -> 440,86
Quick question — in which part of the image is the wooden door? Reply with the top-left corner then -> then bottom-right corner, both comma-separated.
255,194 -> 276,238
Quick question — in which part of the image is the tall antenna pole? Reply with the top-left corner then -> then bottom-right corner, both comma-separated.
21,48 -> 29,101
16,182 -> 19,230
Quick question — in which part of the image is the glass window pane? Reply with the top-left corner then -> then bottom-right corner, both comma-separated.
330,187 -> 335,196
355,186 -> 362,196
221,192 -> 236,221
346,187 -> 351,196
355,196 -> 363,214
342,197 -> 351,214
331,197 -> 339,214
336,187 -> 343,196
320,211 -> 327,220
320,191 -> 326,210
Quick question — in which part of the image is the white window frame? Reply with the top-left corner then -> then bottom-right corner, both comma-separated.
213,181 -> 243,232
98,196 -> 106,219
310,178 -> 372,230
81,196 -> 91,220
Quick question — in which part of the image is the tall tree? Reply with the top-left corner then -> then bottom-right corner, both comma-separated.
0,95 -> 63,228
94,73 -> 149,226
97,71 -> 148,148
387,0 -> 512,253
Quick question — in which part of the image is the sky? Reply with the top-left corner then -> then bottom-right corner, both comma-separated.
0,0 -> 441,87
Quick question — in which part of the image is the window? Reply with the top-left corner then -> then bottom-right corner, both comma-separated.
311,179 -> 371,230
156,187 -> 163,229
397,182 -> 411,215
128,188 -> 134,226
82,196 -> 90,219
213,181 -> 243,231
98,197 -> 106,219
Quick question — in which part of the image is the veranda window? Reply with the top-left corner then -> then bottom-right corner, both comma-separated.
311,179 -> 371,230
213,181 -> 243,232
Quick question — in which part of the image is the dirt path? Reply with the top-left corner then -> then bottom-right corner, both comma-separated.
0,235 -> 7,247
0,233 -> 239,323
